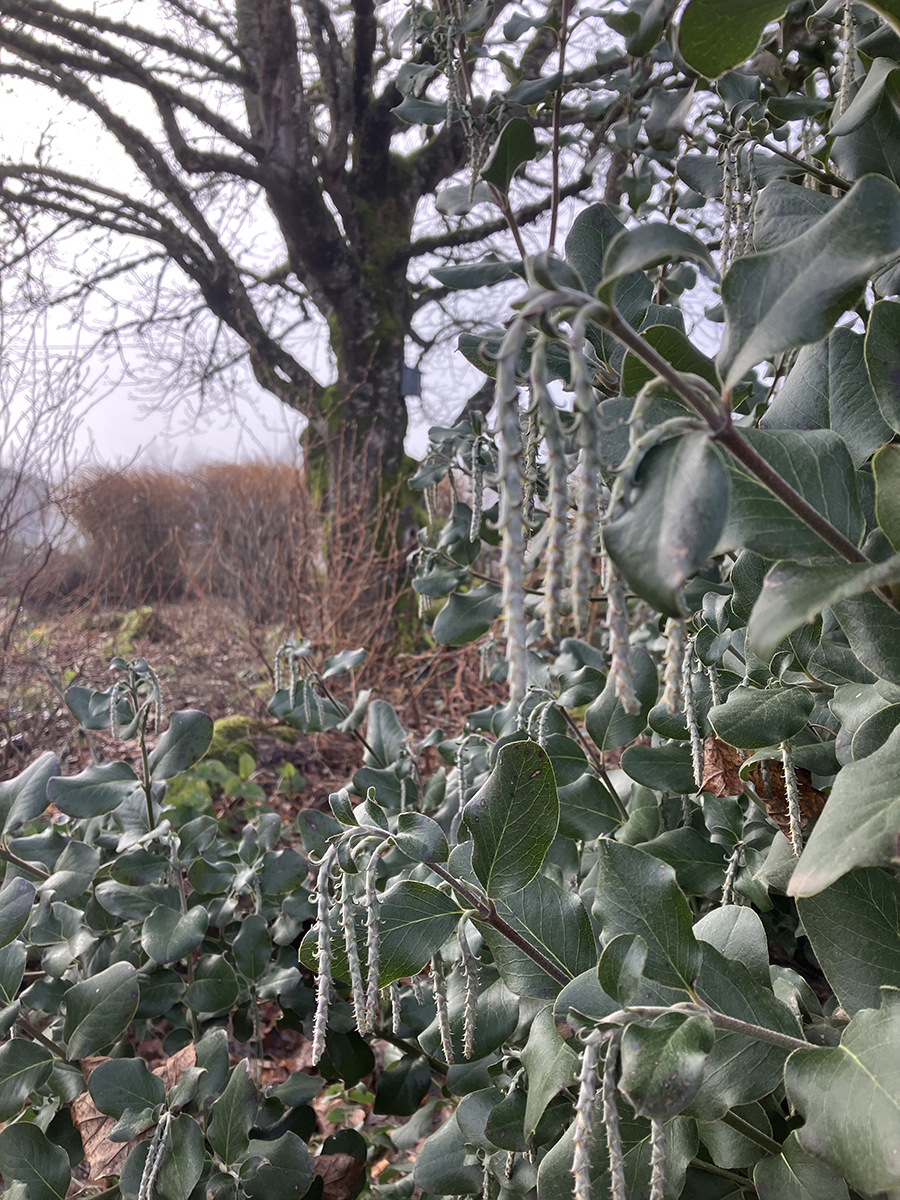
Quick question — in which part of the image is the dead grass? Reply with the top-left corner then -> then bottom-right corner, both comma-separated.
0,597 -> 504,802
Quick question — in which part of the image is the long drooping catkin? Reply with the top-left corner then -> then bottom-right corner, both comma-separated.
495,319 -> 530,704
531,336 -> 569,642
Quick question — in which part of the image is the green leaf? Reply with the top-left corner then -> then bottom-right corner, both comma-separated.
480,117 -> 537,193
584,648 -> 658,752
748,557 -> 900,662
0,941 -> 26,1005
0,878 -> 35,949
600,224 -> 717,302
184,954 -> 240,1012
754,1131 -> 851,1200
716,429 -> 864,560
41,839 -> 100,902
865,299 -> 900,434
557,774 -> 621,841
851,702 -> 900,759
373,1055 -> 431,1117
592,840 -> 700,992
694,906 -> 771,989
48,761 -> 141,819
63,962 -> 140,1059
785,988 -> 900,1195
761,327 -> 892,468
709,684 -> 814,749
0,751 -> 57,833
433,182 -> 494,217
0,1039 -> 53,1121
506,70 -> 563,106
797,868 -> 900,1013
268,1073 -> 323,1108
620,323 -> 720,402
543,733 -> 589,788
620,1012 -> 716,1119
430,257 -> 519,290
874,443 -> 900,551
185,858 -> 236,896
377,881 -> 463,983
0,1123 -> 70,1200
431,582 -> 502,646
521,1005 -> 579,1140
598,933 -> 648,1006
243,1133 -> 316,1200
718,176 -> 900,391
321,647 -> 367,679
790,723 -> 900,895
207,1061 -> 257,1167
233,913 -> 272,980
689,942 -> 802,1119
677,0 -> 790,78
393,812 -> 449,863
475,872 -> 596,998
832,590 -> 900,684
413,1114 -> 484,1195
141,905 -> 209,965
604,434 -> 729,617
88,1058 -> 166,1118
752,181 -> 839,253
149,711 -> 214,781
699,1102 -> 774,1172
639,827 -> 728,896
391,95 -> 447,124
463,739 -> 558,899
554,968 -> 619,1033
565,204 -> 651,318
620,743 -> 696,795
364,699 -> 406,767
157,1114 -> 207,1200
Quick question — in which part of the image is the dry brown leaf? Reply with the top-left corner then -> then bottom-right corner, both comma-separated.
71,1091 -> 134,1183
749,761 -> 826,838
152,1041 -> 196,1091
700,737 -> 745,797
315,1153 -> 366,1200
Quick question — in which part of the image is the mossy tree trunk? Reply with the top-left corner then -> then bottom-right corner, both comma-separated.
0,0 -> 580,534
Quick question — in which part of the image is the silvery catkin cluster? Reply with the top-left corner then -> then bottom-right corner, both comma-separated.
569,317 -> 603,638
530,335 -> 570,641
494,317 -> 530,705
311,846 -> 337,1064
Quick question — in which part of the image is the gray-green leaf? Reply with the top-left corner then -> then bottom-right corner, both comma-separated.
718,175 -> 900,391
798,868 -> 900,1014
463,739 -> 558,899
207,1061 -> 256,1167
63,962 -> 140,1059
0,1123 -> 70,1200
620,1012 -> 716,1119
0,1039 -> 53,1121
789,724 -> 900,895
592,840 -> 700,992
141,905 -> 209,965
785,988 -> 900,1195
604,433 -> 728,617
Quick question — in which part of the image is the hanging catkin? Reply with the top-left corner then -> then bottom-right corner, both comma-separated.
569,315 -> 602,637
311,847 -> 337,1063
531,335 -> 569,641
572,1033 -> 601,1200
605,564 -> 639,714
495,319 -> 530,705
